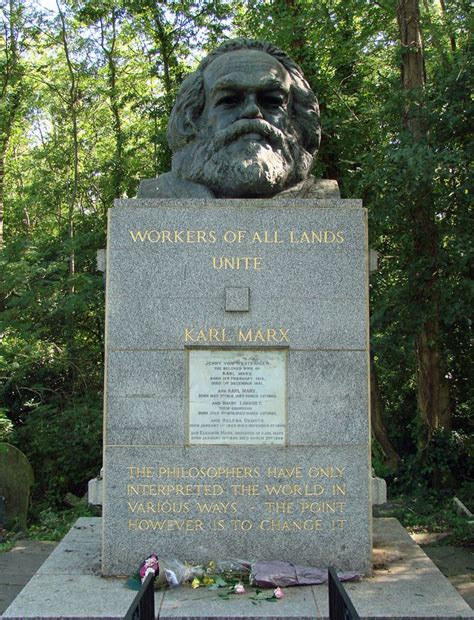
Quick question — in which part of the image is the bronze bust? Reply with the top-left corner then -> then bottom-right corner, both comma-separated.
138,39 -> 338,200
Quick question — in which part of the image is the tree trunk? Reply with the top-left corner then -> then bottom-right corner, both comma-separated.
100,10 -> 124,200
0,146 -> 6,249
370,357 -> 400,472
396,0 -> 451,449
439,0 -> 456,51
0,0 -> 23,249
57,0 -> 78,285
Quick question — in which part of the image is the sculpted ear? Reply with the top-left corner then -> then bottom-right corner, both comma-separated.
167,73 -> 205,152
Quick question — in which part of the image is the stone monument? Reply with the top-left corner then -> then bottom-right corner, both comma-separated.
102,39 -> 371,576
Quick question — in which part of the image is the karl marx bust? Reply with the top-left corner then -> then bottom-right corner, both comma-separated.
138,39 -> 338,200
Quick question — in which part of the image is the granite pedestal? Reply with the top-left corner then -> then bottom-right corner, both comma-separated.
102,198 -> 371,576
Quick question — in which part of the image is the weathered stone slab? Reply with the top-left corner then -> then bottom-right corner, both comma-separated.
105,350 -> 368,448
102,444 -> 371,576
106,294 -> 367,351
0,443 -> 34,531
102,199 -> 371,576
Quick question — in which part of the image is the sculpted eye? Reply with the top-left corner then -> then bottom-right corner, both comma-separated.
260,93 -> 286,109
216,94 -> 241,107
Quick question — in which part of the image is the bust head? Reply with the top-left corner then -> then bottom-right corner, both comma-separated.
167,39 -> 321,198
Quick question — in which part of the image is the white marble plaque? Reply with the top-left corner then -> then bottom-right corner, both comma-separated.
188,349 -> 287,445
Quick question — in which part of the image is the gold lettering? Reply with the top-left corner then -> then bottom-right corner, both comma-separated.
128,466 -> 154,478
209,519 -> 225,530
196,329 -> 207,342
196,502 -> 237,514
212,257 -> 262,270
289,230 -> 345,244
184,328 -> 196,342
267,467 -> 302,478
127,501 -> 190,514
127,483 -> 224,496
264,484 -> 325,496
258,519 -> 322,531
267,328 -> 277,341
231,519 -> 253,530
299,501 -> 346,513
264,501 -> 294,513
332,519 -> 346,530
147,230 -> 160,242
128,519 -> 204,531
308,466 -> 345,478
251,230 -> 283,243
231,484 -> 260,496
184,328 -> 230,343
238,328 -> 252,342
129,229 -> 219,244
237,328 -> 289,343
129,230 -> 147,242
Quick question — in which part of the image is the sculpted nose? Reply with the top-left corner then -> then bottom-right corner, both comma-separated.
240,94 -> 263,119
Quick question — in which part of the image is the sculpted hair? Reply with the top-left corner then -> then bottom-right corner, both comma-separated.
167,38 -> 321,156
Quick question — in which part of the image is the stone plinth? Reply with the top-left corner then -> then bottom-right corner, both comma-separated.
4,518 -> 473,619
102,198 -> 371,576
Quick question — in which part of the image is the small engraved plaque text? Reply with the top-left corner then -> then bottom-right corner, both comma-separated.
188,349 -> 286,445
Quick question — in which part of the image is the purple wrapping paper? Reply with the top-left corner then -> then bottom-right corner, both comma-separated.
250,561 -> 361,588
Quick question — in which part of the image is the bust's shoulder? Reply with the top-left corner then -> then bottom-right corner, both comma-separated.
137,173 -> 214,199
276,177 -> 340,199
137,173 -> 339,200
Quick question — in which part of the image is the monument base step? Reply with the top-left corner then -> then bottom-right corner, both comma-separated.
2,517 -> 472,620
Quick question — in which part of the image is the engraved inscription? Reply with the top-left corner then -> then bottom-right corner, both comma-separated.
128,227 -> 346,271
125,463 -> 349,534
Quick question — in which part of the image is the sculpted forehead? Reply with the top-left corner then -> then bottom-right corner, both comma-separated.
203,49 -> 291,92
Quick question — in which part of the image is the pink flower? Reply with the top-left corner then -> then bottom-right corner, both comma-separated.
139,553 -> 159,582
234,583 -> 246,594
273,586 -> 284,599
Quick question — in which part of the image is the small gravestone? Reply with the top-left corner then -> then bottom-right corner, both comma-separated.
0,444 -> 34,531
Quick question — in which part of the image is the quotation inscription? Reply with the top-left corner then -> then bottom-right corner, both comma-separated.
188,349 -> 286,445
129,228 -> 346,271
126,465 -> 348,533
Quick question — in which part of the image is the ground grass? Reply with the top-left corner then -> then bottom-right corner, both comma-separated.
27,503 -> 96,542
384,488 -> 474,547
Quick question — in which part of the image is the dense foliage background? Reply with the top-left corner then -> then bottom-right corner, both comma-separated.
0,0 -> 472,520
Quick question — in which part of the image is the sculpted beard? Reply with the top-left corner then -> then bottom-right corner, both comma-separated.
175,119 -> 313,197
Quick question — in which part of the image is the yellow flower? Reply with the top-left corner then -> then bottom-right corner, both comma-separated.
202,575 -> 215,586
191,578 -> 201,589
